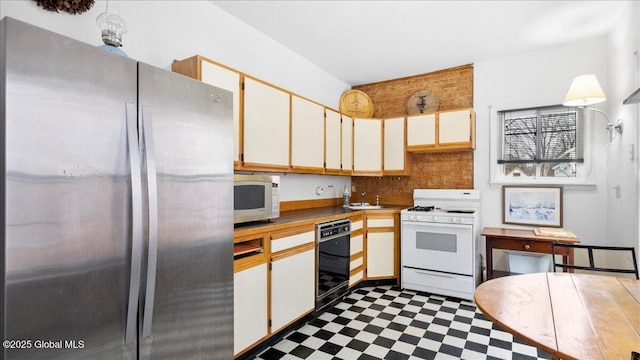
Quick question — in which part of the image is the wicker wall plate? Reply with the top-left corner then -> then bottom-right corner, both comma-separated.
406,89 -> 439,115
339,89 -> 374,118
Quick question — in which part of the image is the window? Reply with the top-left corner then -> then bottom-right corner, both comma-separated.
491,104 -> 591,184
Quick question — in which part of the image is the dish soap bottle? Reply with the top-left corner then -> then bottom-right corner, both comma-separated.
342,186 -> 350,207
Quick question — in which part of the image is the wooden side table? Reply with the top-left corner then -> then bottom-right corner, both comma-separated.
481,227 -> 579,280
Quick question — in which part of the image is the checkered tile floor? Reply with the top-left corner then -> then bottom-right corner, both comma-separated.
255,286 -> 550,360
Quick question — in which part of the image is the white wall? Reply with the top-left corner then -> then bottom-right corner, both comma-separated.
0,1 -> 350,107
606,0 -> 639,268
0,0 -> 353,200
474,37 -> 610,271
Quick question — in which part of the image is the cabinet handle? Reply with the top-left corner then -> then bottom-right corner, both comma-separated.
524,244 -> 531,250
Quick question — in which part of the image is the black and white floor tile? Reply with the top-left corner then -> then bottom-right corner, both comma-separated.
255,286 -> 550,360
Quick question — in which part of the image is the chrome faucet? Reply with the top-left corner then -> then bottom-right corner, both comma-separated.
361,191 -> 366,205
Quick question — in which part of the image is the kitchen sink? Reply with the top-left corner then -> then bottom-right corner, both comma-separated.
348,203 -> 383,210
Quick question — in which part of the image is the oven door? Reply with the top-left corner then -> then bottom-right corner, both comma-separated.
401,221 -> 473,275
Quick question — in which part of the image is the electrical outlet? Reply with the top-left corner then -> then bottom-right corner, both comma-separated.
615,185 -> 621,199
630,144 -> 635,161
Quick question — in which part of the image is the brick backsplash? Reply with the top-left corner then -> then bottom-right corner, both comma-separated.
352,151 -> 474,206
351,64 -> 474,204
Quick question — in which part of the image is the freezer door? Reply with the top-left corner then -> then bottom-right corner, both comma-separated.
2,18 -> 138,359
137,63 -> 234,359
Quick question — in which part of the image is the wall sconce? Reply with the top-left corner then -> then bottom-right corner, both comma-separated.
563,74 -> 622,141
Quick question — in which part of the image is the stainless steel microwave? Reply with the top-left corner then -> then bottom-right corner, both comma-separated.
234,174 -> 280,224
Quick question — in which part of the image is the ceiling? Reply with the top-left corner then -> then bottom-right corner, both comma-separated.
211,0 -> 628,86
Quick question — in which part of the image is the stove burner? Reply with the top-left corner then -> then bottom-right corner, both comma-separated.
407,205 -> 435,212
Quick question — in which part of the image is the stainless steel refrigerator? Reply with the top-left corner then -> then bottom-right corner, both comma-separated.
1,17 -> 233,359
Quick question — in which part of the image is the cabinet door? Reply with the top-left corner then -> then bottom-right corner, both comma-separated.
365,216 -> 396,279
200,61 -> 241,163
291,96 -> 324,171
439,109 -> 472,145
366,232 -> 395,278
341,114 -> 353,174
234,263 -> 268,355
406,113 -> 436,148
353,118 -> 382,175
325,108 -> 341,172
270,248 -> 315,332
243,78 -> 290,168
383,117 -> 408,174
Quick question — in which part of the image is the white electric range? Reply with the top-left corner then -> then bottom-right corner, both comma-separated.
400,189 -> 480,300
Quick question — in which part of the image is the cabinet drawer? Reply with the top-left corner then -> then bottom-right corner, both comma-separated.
402,267 -> 474,300
349,270 -> 363,286
351,220 -> 363,231
350,257 -> 363,270
271,230 -> 314,253
350,234 -> 363,255
367,218 -> 394,228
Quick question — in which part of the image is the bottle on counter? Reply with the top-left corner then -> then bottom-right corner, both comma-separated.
343,186 -> 350,207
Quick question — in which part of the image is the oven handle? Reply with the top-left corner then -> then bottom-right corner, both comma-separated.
414,269 -> 457,278
401,220 -> 472,229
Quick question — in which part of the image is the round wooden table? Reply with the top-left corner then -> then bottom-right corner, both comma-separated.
474,273 -> 640,360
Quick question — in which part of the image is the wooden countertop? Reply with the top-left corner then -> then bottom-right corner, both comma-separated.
234,205 -> 404,237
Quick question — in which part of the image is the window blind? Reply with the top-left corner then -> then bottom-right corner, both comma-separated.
497,105 -> 584,165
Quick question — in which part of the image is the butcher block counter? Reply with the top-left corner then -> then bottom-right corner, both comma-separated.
234,205 -> 404,238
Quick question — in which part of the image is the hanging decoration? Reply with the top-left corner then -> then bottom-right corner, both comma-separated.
34,0 -> 95,15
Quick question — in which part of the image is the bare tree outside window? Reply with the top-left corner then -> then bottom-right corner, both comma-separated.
499,106 -> 583,178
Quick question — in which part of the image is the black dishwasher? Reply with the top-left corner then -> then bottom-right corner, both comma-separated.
316,218 -> 351,311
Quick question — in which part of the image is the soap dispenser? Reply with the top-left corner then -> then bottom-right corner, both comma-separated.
342,186 -> 350,207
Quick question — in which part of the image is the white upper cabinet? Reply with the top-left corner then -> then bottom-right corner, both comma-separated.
383,117 -> 409,174
407,113 -> 436,148
439,108 -> 474,146
406,108 -> 475,151
324,108 -> 341,173
172,56 -> 242,164
200,61 -> 241,163
341,114 -> 353,175
291,96 -> 325,172
353,118 -> 382,176
243,78 -> 290,169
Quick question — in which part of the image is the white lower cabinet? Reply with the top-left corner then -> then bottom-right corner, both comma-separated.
270,248 -> 315,332
365,215 -> 397,279
366,232 -> 395,277
234,263 -> 268,356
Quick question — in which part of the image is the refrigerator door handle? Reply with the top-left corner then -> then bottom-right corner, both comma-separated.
141,105 -> 159,339
125,102 -> 144,345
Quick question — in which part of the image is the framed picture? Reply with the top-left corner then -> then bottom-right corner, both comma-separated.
502,186 -> 563,227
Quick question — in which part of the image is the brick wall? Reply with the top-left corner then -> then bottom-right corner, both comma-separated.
351,65 -> 474,205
